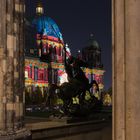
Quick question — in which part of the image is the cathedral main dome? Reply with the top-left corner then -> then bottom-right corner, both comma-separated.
33,16 -> 63,42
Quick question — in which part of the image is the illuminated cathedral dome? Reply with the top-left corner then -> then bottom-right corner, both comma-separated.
33,16 -> 63,41
32,4 -> 63,42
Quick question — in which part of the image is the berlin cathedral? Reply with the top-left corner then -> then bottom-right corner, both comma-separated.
24,3 -> 105,97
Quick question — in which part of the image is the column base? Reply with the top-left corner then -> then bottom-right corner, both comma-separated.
0,128 -> 31,140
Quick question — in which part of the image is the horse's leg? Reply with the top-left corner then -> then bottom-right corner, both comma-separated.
62,99 -> 72,116
62,99 -> 67,115
78,89 -> 86,105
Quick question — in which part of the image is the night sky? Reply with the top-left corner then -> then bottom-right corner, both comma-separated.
25,0 -> 112,90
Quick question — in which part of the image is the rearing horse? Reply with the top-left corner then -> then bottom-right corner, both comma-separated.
53,56 -> 99,115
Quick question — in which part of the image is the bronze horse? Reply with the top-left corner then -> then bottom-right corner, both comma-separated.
48,57 -> 99,115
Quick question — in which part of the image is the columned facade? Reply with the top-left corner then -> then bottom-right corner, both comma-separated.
0,0 -> 31,139
113,0 -> 140,140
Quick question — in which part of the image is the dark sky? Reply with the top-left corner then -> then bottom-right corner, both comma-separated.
25,0 -> 112,90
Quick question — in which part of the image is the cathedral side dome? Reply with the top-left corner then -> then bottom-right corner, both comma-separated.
86,35 -> 100,50
88,39 -> 100,50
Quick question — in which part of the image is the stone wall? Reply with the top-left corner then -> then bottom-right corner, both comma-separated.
27,120 -> 111,140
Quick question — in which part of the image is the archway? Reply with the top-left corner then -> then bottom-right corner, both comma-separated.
0,0 -> 140,140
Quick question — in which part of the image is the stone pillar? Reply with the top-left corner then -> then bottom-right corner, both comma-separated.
0,0 -> 31,139
113,0 -> 140,140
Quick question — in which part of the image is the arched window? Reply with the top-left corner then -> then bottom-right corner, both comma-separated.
39,73 -> 43,80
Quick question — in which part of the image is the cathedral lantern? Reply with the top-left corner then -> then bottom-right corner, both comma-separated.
36,2 -> 44,15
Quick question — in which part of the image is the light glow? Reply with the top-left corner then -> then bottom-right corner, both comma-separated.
36,6 -> 44,14
59,71 -> 68,85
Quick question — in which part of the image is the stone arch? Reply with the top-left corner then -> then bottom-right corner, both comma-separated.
0,0 -> 140,140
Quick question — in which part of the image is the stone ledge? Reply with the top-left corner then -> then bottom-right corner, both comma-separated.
26,119 -> 110,140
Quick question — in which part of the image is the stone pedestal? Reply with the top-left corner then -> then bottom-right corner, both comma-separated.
113,0 -> 140,140
0,0 -> 31,139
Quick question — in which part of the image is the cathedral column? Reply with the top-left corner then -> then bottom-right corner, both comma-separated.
113,0 -> 140,140
56,47 -> 59,62
0,0 -> 31,139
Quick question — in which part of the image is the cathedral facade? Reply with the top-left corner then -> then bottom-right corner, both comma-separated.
24,4 -> 67,93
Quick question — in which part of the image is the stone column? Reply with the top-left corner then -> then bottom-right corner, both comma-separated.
113,0 -> 140,140
0,0 -> 31,139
